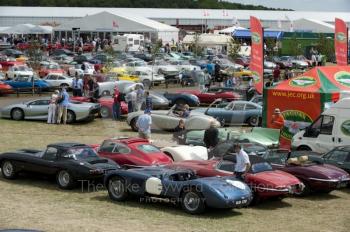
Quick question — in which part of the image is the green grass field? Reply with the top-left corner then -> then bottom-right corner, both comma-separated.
0,119 -> 349,232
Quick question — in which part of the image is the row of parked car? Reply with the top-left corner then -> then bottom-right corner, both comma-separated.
0,135 -> 349,214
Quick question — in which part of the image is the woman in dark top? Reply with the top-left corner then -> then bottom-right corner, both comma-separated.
173,119 -> 186,144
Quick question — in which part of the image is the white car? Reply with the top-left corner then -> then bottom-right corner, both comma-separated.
98,80 -> 143,96
6,65 -> 33,79
151,60 -> 179,76
168,60 -> 201,72
68,62 -> 95,77
128,68 -> 165,86
161,145 -> 208,161
127,105 -> 221,132
43,73 -> 73,89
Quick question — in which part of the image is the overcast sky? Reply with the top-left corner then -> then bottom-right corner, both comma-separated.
227,0 -> 350,11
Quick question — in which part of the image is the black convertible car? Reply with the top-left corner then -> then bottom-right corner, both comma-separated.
0,143 -> 119,189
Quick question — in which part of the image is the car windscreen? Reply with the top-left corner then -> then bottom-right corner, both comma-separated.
63,147 -> 99,160
138,144 -> 161,154
251,162 -> 273,173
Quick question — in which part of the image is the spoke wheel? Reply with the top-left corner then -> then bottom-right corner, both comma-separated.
108,176 -> 128,201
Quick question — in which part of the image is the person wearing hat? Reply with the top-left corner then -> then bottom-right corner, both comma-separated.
136,109 -> 152,140
47,90 -> 60,124
271,108 -> 285,129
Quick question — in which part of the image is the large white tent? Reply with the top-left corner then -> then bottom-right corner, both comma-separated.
54,11 -> 179,43
0,23 -> 52,34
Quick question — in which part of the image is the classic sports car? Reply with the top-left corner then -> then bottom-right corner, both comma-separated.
1,98 -> 101,123
193,100 -> 262,126
177,88 -> 241,104
263,150 -> 350,195
127,105 -> 221,132
38,62 -> 64,78
161,145 -> 208,161
92,138 -> 172,167
0,81 -> 14,95
185,127 -> 280,148
5,65 -> 34,79
4,75 -> 49,90
43,73 -> 73,89
168,155 -> 304,203
104,167 -> 252,214
0,143 -> 119,189
70,96 -> 128,118
161,91 -> 200,107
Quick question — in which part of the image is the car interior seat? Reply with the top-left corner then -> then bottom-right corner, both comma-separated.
287,157 -> 300,165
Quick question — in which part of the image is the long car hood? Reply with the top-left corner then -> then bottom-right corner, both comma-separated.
292,164 -> 347,179
251,170 -> 301,186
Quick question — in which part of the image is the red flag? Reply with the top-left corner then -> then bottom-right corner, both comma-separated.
335,18 -> 348,66
250,16 -> 264,94
112,20 -> 118,28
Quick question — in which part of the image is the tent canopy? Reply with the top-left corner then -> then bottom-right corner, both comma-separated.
54,11 -> 179,33
219,25 -> 246,34
0,24 -> 52,34
270,66 -> 350,93
233,29 -> 283,39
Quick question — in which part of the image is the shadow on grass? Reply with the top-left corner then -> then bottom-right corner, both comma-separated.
339,187 -> 350,194
91,195 -> 242,219
299,192 -> 341,201
252,198 -> 292,210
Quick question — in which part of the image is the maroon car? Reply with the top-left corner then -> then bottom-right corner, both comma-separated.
168,154 -> 304,204
264,150 -> 350,195
91,138 -> 173,167
177,87 -> 241,104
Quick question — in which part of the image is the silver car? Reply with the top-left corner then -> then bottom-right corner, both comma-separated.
43,74 -> 73,89
1,97 -> 100,124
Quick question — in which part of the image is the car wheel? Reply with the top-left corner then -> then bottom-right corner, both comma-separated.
248,116 -> 259,127
11,108 -> 24,121
250,191 -> 261,205
101,90 -> 111,96
108,176 -> 128,201
181,188 -> 205,214
130,118 -> 138,132
1,160 -> 17,179
56,170 -> 75,189
66,110 -> 76,124
295,181 -> 311,197
100,106 -> 110,118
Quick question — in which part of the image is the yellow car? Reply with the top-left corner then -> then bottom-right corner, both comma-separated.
221,66 -> 253,78
108,72 -> 139,82
16,55 -> 29,62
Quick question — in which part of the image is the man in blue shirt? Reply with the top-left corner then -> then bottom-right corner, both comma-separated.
136,109 -> 152,140
57,87 -> 70,124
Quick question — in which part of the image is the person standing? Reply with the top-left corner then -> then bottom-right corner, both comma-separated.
203,121 -> 219,150
214,61 -> 221,83
47,90 -> 59,124
233,144 -> 251,181
145,91 -> 152,112
57,87 -> 70,124
77,76 -> 83,96
125,88 -> 135,113
136,109 -> 152,140
271,108 -> 285,130
112,86 -> 122,120
135,85 -> 144,111
273,65 -> 281,83
198,71 -> 206,91
72,76 -> 80,97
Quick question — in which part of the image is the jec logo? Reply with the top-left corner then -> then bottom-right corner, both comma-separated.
336,32 -> 347,43
334,71 -> 350,87
289,76 -> 316,87
251,32 -> 261,44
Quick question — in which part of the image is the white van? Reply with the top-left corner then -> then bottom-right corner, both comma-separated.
292,97 -> 350,153
111,35 -> 128,52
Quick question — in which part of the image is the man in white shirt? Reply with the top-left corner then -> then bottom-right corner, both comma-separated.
234,144 -> 251,181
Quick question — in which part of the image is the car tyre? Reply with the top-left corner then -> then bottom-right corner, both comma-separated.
130,117 -> 138,132
297,145 -> 311,151
11,108 -> 24,121
56,170 -> 75,189
108,176 -> 128,201
248,116 -> 259,127
1,160 -> 17,179
101,90 -> 111,96
181,188 -> 205,214
296,181 -> 311,197
66,110 -> 76,124
100,106 -> 111,118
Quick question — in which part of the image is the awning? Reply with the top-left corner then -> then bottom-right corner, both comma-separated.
232,29 -> 283,39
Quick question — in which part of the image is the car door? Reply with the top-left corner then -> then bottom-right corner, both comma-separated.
335,115 -> 350,147
25,99 -> 50,120
315,115 -> 336,153
229,103 -> 246,124
47,75 -> 58,87
152,112 -> 179,130
323,149 -> 350,172
26,147 -> 59,174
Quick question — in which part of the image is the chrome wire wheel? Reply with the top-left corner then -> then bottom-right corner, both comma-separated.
58,170 -> 70,187
2,161 -> 14,178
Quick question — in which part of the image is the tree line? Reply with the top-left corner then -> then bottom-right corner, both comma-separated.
0,0 -> 290,10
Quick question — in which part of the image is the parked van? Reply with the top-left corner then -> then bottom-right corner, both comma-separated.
112,34 -> 144,52
111,35 -> 127,52
292,97 -> 350,153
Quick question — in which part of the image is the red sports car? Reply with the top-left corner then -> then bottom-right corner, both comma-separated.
38,63 -> 64,78
71,96 -> 128,117
178,87 -> 241,104
0,81 -> 14,95
168,154 -> 304,204
91,138 -> 173,167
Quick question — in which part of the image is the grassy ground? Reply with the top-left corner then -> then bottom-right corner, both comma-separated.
0,118 -> 349,232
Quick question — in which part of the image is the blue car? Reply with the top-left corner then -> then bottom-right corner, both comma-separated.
104,167 -> 252,214
193,100 -> 262,126
162,91 -> 200,107
5,75 -> 50,91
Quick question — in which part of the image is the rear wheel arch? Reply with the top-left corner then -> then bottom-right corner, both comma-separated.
163,151 -> 174,161
297,145 -> 312,151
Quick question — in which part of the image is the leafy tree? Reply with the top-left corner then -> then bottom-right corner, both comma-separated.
228,37 -> 240,60
316,33 -> 334,62
191,33 -> 202,57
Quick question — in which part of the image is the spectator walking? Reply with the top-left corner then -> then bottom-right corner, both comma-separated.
145,91 -> 152,112
72,76 -> 81,97
233,144 -> 251,181
273,65 -> 281,83
57,87 -> 70,124
112,87 -> 122,120
136,109 -> 152,140
125,88 -> 135,113
47,90 -> 59,124
203,121 -> 219,151
135,85 -> 144,111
